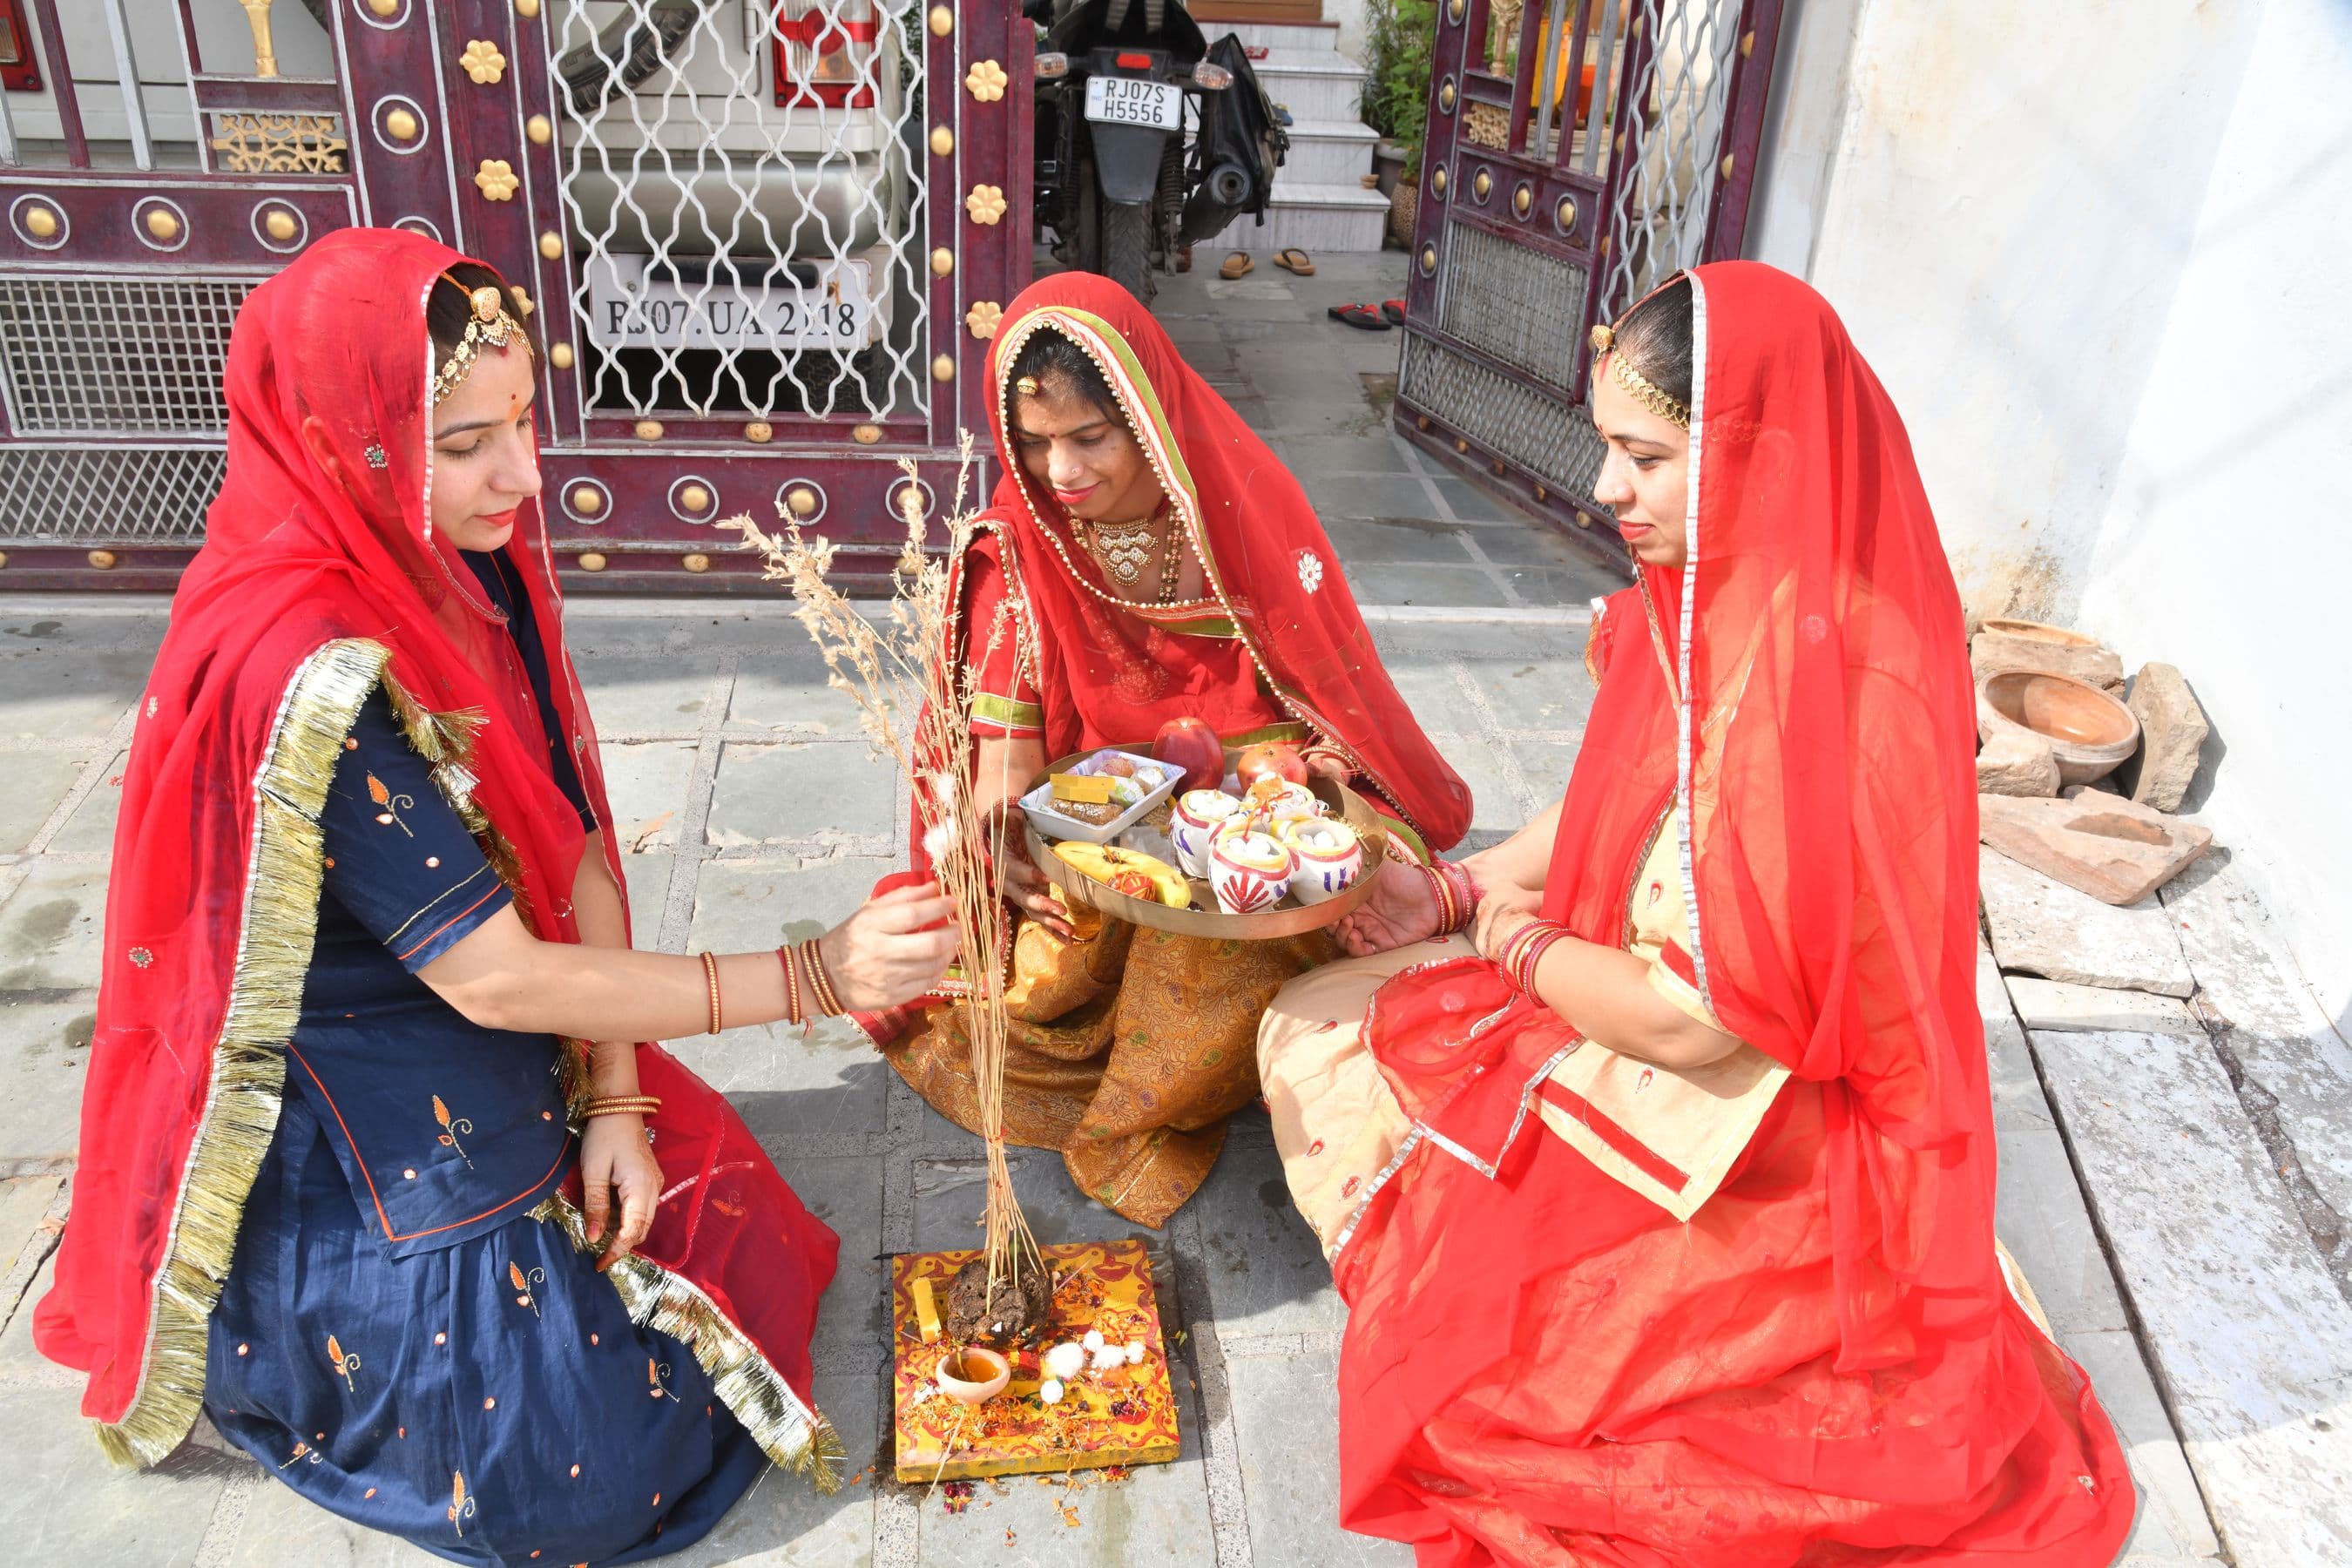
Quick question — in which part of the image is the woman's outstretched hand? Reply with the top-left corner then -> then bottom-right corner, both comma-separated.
990,802 -> 1078,940
580,1112 -> 662,1270
818,881 -> 961,1010
1333,852 -> 1443,956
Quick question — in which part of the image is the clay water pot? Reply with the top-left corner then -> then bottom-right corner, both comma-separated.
1171,788 -> 1245,878
1209,825 -> 1295,915
1977,618 -> 2099,646
1977,669 -> 2140,787
936,1347 -> 1011,1406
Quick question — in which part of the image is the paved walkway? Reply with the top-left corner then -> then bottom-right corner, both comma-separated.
0,252 -> 2247,1564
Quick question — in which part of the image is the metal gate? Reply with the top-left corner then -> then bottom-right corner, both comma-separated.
1395,0 -> 1780,554
0,0 -> 1029,592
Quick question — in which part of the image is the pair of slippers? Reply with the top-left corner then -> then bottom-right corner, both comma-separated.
1328,300 -> 1407,330
1220,249 -> 1316,280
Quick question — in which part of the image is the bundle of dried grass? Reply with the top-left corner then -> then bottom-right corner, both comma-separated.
722,437 -> 1045,1311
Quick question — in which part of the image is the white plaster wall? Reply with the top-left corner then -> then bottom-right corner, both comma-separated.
2075,0 -> 2352,1017
1747,0 -> 2352,1016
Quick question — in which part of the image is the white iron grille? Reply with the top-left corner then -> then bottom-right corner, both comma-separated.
1401,335 -> 1605,498
1598,0 -> 1741,317
0,276 -> 252,434
0,446 -> 225,542
545,0 -> 928,420
1436,219 -> 1587,393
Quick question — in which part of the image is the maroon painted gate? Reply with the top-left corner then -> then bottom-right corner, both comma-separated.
1394,0 -> 1781,558
0,0 -> 1031,592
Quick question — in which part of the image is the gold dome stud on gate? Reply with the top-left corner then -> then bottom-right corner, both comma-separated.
264,208 -> 299,240
145,207 -> 181,243
678,483 -> 712,515
527,114 -> 551,145
515,0 -> 540,17
926,5 -> 953,36
931,355 -> 956,382
1438,79 -> 1456,113
682,553 -> 712,573
538,230 -> 563,260
929,247 -> 955,277
385,106 -> 420,141
88,550 -> 118,570
929,125 -> 955,157
368,0 -> 399,15
1471,169 -> 1491,201
744,420 -> 774,443
22,205 -> 59,240
1513,185 -> 1531,218
784,485 -> 819,518
569,483 -> 604,517
1429,166 -> 1446,196
852,423 -> 882,445
549,342 -> 575,370
577,551 -> 606,572
633,420 -> 664,442
1555,196 -> 1577,231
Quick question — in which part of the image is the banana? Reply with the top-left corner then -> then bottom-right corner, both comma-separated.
1051,842 -> 1192,909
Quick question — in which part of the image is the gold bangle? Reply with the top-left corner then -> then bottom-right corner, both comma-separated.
699,950 -> 722,1034
583,1095 -> 661,1119
801,937 -> 844,1017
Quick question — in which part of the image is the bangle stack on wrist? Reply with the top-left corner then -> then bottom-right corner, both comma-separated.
775,937 -> 846,1025
1419,859 -> 1484,934
584,1094 -> 661,1120
1495,916 -> 1572,995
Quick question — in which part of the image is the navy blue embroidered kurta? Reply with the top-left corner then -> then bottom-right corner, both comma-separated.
203,551 -> 767,1565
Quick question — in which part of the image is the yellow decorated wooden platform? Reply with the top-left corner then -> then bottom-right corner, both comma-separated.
889,1238 -> 1180,1484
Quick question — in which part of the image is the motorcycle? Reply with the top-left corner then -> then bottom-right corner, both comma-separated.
1026,0 -> 1288,304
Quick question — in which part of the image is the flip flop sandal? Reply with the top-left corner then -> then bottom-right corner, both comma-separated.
1327,303 -> 1389,331
1380,299 -> 1407,326
1219,251 -> 1254,280
1274,247 -> 1317,276
1244,44 -> 1270,60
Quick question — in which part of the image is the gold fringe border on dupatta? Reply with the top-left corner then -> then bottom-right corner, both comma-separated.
530,1192 -> 846,1492
96,638 -> 393,1467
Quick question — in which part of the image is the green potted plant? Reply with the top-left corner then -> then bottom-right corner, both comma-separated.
1361,0 -> 1437,246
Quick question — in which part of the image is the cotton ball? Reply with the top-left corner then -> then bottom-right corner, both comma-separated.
1044,1342 -> 1087,1382
1081,1329 -> 1106,1354
1125,1340 -> 1147,1365
1092,1344 -> 1125,1372
1038,1378 -> 1064,1406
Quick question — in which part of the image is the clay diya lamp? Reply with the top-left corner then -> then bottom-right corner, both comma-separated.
935,1346 -> 1012,1406
1209,824 -> 1295,915
1976,668 -> 2141,787
1279,817 -> 1363,903
1171,788 -> 1245,877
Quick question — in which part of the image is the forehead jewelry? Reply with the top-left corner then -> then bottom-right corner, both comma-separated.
431,274 -> 533,407
1589,322 -> 1689,429
1015,375 -> 1041,395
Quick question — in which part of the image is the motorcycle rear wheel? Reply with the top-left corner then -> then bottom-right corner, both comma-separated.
1103,200 -> 1155,305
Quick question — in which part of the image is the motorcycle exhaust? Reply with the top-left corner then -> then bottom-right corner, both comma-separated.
1202,160 -> 1252,207
1178,160 -> 1258,245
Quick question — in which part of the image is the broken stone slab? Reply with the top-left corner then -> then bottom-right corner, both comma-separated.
1978,788 -> 2213,905
2030,1029 -> 2352,1565
1970,631 -> 2125,691
1975,727 -> 2060,797
2002,975 -> 2198,1035
2115,662 -> 2211,813
1979,846 -> 2195,997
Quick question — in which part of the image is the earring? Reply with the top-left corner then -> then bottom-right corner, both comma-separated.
363,443 -> 389,470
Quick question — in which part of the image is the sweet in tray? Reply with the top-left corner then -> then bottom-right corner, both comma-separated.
1017,748 -> 1179,843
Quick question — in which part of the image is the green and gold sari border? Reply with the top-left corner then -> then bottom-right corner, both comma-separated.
971,692 -> 1045,731
96,636 -> 391,1468
1221,720 -> 1311,748
532,1193 -> 846,1493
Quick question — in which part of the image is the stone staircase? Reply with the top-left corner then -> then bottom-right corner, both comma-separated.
1200,20 -> 1391,254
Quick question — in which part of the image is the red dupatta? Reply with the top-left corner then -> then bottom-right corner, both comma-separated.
969,273 -> 1468,849
35,231 -> 840,1488
1335,263 -> 2131,1564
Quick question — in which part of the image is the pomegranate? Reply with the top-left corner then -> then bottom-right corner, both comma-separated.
1237,741 -> 1309,788
1152,715 -> 1226,794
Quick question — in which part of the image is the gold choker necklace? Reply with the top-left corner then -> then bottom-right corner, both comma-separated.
1081,505 -> 1163,587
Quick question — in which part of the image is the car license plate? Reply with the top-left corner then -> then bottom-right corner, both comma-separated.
1085,75 -> 1182,131
583,256 -> 875,353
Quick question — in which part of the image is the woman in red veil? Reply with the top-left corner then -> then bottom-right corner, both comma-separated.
32,230 -> 955,1564
1256,262 -> 2136,1564
857,272 -> 1470,1228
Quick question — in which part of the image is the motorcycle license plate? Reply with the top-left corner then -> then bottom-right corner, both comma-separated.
582,255 -> 876,353
1085,75 -> 1182,131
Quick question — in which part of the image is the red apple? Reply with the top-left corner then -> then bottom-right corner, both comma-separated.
1237,741 -> 1309,788
1153,716 -> 1225,794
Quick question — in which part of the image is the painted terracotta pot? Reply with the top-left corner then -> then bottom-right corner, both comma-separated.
1243,777 -> 1321,826
1279,818 -> 1364,904
1171,788 -> 1247,878
1208,826 -> 1295,916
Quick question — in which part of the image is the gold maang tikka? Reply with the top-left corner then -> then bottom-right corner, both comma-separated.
1589,322 -> 1689,429
1015,375 -> 1041,395
431,273 -> 533,406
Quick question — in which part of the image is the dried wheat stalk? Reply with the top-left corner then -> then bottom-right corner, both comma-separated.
721,436 -> 1044,1298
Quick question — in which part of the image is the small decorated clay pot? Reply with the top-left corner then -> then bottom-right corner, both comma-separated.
1209,825 -> 1295,915
1279,818 -> 1363,904
1171,788 -> 1245,877
936,1346 -> 1011,1406
1244,777 -> 1321,825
